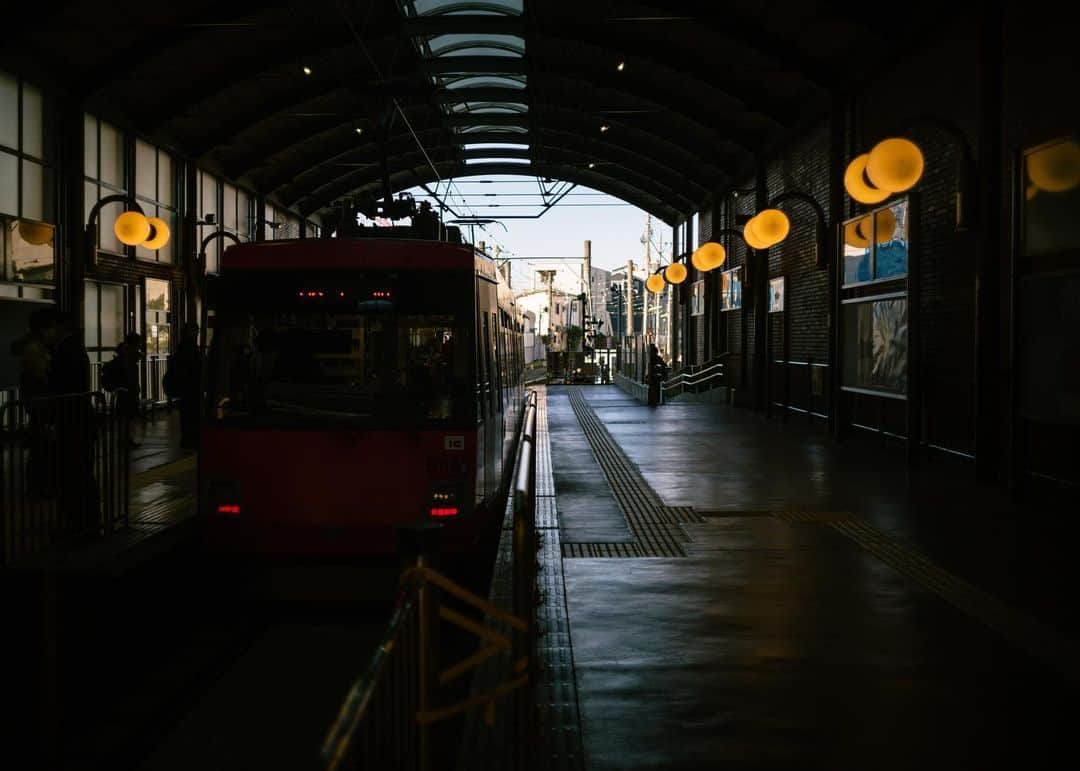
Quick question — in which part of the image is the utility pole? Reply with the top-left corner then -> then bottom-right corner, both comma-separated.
643,214 -> 652,341
625,259 -> 635,337
583,240 -> 592,357
538,269 -> 557,352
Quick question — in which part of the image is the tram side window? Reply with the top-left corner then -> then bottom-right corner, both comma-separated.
490,312 -> 501,413
481,310 -> 494,416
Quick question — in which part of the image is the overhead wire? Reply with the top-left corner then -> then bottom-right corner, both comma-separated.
334,0 -> 480,221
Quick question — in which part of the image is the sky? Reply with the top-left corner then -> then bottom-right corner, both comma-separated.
402,175 -> 674,294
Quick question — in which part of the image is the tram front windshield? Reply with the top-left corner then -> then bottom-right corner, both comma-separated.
207,272 -> 472,427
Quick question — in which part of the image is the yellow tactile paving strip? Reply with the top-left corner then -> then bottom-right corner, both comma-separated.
131,454 -> 196,491
775,510 -> 1080,682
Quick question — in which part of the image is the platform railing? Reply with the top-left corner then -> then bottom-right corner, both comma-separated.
661,353 -> 733,399
322,393 -> 538,771
1,390 -> 130,567
511,390 -> 538,770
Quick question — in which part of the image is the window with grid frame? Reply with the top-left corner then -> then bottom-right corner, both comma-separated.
84,114 -> 129,255
134,138 -> 178,263
1,70 -> 56,287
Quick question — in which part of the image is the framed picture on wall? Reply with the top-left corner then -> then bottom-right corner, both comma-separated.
720,266 -> 742,311
768,276 -> 785,313
841,294 -> 908,397
1020,135 -> 1080,256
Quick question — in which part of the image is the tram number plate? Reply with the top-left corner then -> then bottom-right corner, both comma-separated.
444,436 -> 465,451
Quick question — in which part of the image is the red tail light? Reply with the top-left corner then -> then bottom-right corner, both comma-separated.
217,505 -> 241,515
430,507 -> 459,518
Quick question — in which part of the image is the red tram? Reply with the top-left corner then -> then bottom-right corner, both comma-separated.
198,236 -> 525,558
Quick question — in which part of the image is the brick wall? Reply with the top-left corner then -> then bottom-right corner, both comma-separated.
766,123 -> 830,366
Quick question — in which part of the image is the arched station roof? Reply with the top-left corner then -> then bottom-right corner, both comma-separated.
3,0 -> 960,225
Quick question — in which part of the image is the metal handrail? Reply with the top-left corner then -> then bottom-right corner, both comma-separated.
320,390 -> 539,771
320,585 -> 421,771
662,353 -> 732,395
2,390 -> 131,567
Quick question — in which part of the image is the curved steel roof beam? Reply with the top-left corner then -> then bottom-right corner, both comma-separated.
287,145 -> 697,216
306,160 -> 682,225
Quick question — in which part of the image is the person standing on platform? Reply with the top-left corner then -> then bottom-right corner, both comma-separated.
46,311 -> 97,534
12,308 -> 56,496
166,322 -> 202,450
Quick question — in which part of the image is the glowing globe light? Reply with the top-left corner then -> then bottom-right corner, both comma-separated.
1027,138 -> 1080,193
742,215 -> 772,250
142,217 -> 171,250
866,137 -> 925,193
17,219 -> 53,246
664,262 -> 688,284
696,241 -> 726,271
114,211 -> 150,246
754,209 -> 790,247
844,154 -> 890,204
646,274 -> 666,293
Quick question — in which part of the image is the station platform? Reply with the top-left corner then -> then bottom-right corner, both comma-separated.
529,385 -> 1078,770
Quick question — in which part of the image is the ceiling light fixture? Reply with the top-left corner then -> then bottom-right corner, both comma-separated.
355,127 -> 363,135
303,66 -> 313,75
617,61 -> 625,72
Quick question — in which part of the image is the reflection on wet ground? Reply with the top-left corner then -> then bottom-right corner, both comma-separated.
546,386 -> 1077,770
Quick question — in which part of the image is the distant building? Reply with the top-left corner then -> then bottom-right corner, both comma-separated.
516,288 -> 572,353
522,309 -> 543,364
607,266 -> 645,341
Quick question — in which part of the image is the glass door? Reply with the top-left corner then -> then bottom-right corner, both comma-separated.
84,280 -> 127,393
144,277 -> 170,403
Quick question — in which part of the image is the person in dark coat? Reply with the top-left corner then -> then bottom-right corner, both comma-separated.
46,311 -> 98,534
116,333 -> 144,448
47,311 -> 89,396
12,308 -> 57,495
167,322 -> 202,449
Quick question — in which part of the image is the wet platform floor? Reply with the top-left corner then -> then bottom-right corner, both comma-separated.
543,385 -> 1079,770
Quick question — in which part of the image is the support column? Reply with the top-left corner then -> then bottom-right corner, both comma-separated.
182,163 -> 199,325
625,259 -> 634,338
58,98 -> 85,319
828,92 -> 849,439
668,226 -> 679,365
583,240 -> 592,352
975,0 -> 1004,482
754,172 -> 769,411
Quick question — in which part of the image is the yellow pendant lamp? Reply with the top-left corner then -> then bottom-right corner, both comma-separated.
114,211 -> 151,246
742,215 -> 772,250
664,262 -> 688,284
690,243 -> 726,272
753,209 -> 790,247
843,154 -> 890,205
866,137 -> 925,193
142,217 -> 171,250
646,273 -> 666,293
